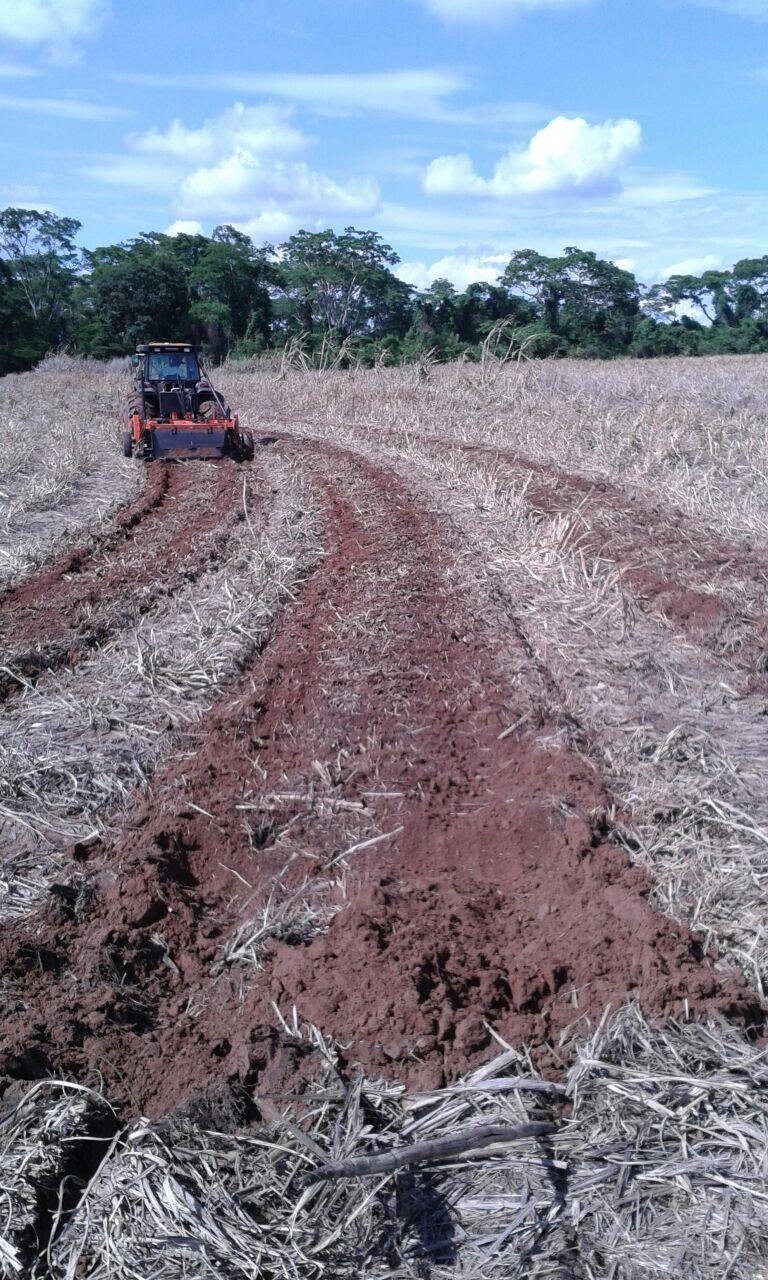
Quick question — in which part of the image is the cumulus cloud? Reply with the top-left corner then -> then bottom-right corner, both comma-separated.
234,210 -> 306,242
0,0 -> 105,58
424,116 -> 641,200
425,0 -> 588,20
424,154 -> 489,197
177,153 -> 378,221
396,252 -> 510,291
164,220 -> 204,237
87,100 -> 380,238
133,103 -> 305,165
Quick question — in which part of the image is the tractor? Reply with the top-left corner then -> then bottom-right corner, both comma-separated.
121,343 -> 254,462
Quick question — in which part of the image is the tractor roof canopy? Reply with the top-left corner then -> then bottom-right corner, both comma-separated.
137,343 -> 199,353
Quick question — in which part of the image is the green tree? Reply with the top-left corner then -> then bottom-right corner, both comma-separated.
500,247 -> 639,353
0,259 -> 42,373
658,271 -> 735,326
280,227 -> 412,343
730,257 -> 768,323
501,249 -> 566,331
188,227 -> 276,360
454,282 -> 536,347
0,207 -> 81,357
629,315 -> 703,358
75,238 -> 190,357
410,278 -> 462,358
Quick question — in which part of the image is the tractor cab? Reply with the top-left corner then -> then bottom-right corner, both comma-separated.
144,346 -> 201,384
134,343 -> 211,426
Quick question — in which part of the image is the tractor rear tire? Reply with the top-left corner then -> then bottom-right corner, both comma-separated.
120,430 -> 133,458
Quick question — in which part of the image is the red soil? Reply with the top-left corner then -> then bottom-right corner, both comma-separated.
0,438 -> 760,1119
0,460 -> 246,696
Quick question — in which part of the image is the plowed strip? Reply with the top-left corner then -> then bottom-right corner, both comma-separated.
267,416 -> 768,672
0,439 -> 760,1118
0,462 -> 246,694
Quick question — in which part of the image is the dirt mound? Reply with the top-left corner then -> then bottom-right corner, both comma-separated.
269,865 -> 751,1087
0,438 -> 760,1119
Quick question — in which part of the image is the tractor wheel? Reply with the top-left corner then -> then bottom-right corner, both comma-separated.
135,429 -> 154,461
120,429 -> 133,458
240,430 -> 255,462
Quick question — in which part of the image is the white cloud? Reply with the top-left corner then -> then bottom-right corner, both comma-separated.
133,103 -> 305,165
110,68 -> 551,131
425,0 -> 587,19
0,183 -> 55,209
396,252 -> 509,290
660,253 -> 722,277
0,58 -> 38,77
424,116 -> 641,199
0,92 -> 127,119
164,220 -> 204,237
619,175 -> 715,205
87,100 -> 380,237
178,153 -> 378,221
87,155 -> 179,191
0,0 -> 104,58
235,210 -> 305,242
423,153 -> 489,197
110,68 -> 469,123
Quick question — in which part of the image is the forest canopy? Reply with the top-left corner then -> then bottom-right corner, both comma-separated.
2,206 -> 768,375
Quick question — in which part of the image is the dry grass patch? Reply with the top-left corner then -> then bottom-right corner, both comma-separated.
3,1007 -> 768,1279
0,355 -> 141,588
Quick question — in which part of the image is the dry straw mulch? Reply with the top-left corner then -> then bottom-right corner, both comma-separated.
2,1006 -> 767,1279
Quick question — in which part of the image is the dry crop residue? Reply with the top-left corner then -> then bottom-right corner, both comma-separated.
478,447 -> 768,670
0,461 -> 247,696
0,437 -> 759,1119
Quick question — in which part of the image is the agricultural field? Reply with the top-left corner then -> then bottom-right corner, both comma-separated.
1,351 -> 768,1277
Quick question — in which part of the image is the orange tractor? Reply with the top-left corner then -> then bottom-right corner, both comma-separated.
121,342 -> 254,462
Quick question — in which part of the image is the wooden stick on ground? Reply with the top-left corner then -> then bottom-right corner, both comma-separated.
308,1121 -> 555,1181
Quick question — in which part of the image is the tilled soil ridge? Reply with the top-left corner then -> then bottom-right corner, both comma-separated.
0,461 -> 246,695
0,438 -> 761,1119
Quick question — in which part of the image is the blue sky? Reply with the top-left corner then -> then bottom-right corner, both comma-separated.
0,0 -> 767,289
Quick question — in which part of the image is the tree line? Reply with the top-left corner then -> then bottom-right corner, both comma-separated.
2,205 -> 768,375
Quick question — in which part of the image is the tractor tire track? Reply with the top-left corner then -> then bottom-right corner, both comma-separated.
0,437 -> 759,1119
0,461 -> 248,699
